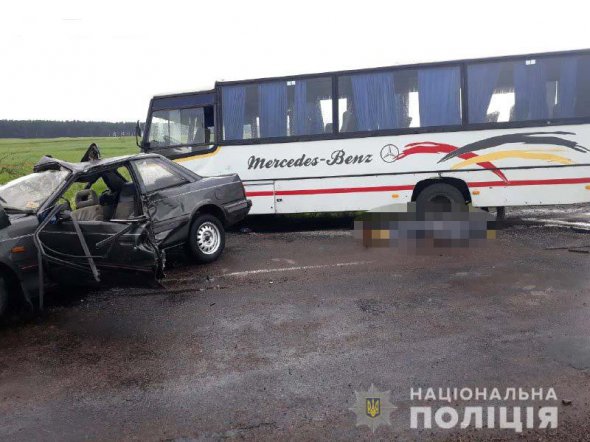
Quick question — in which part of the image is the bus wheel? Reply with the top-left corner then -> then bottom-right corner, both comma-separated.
416,183 -> 467,214
188,214 -> 226,263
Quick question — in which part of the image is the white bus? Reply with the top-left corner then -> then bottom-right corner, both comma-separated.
139,49 -> 590,215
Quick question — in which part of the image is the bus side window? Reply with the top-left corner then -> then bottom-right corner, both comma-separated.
467,54 -> 590,124
221,78 -> 333,141
288,77 -> 333,137
338,66 -> 461,132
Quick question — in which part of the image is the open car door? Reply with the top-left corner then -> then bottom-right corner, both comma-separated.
34,203 -> 164,289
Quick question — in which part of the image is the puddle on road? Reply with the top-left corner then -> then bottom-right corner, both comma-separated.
520,218 -> 590,231
509,205 -> 590,231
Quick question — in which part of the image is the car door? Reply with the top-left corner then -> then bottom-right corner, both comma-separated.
131,157 -> 196,248
35,183 -> 163,287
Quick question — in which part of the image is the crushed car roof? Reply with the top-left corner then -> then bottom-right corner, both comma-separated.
34,153 -> 162,174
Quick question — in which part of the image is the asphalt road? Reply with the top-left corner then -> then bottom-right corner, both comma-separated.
2,207 -> 590,440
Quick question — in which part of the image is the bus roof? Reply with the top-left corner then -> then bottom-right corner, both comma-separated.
152,88 -> 215,99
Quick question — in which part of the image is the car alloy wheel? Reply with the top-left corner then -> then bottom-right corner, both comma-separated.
196,221 -> 221,255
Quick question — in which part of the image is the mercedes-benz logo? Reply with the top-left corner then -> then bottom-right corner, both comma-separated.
380,144 -> 399,163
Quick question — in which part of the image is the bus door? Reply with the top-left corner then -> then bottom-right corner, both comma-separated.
274,179 -> 322,214
244,181 -> 276,215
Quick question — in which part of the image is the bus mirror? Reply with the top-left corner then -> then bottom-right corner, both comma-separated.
135,120 -> 143,148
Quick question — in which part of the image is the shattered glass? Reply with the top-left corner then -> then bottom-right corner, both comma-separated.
0,169 -> 69,211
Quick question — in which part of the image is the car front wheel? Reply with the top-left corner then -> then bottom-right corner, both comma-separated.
188,214 -> 225,263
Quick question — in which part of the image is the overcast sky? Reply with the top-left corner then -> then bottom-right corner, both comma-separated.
1,0 -> 589,122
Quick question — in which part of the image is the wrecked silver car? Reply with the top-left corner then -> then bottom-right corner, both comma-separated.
0,146 -> 251,315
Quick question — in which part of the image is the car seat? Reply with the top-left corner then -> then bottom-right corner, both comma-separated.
112,183 -> 137,219
71,189 -> 104,221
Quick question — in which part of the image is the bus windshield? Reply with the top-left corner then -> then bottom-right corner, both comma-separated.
148,106 -> 215,148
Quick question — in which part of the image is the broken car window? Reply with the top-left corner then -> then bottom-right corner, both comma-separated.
0,169 -> 70,211
135,159 -> 186,193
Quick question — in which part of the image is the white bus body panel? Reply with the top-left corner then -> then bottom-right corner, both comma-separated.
176,124 -> 590,214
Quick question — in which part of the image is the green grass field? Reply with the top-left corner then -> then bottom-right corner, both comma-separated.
0,136 -> 139,185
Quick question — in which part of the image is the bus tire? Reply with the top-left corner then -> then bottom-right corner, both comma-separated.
188,214 -> 226,263
415,183 -> 467,213
0,274 -> 8,317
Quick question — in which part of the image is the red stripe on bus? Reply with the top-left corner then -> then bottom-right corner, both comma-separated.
246,185 -> 414,197
246,191 -> 276,197
281,185 -> 416,195
245,177 -> 590,197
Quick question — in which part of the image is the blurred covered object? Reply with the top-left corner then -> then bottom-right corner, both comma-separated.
355,202 -> 497,253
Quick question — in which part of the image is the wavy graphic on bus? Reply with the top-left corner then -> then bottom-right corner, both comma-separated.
438,131 -> 589,163
451,150 -> 574,170
397,132 -> 588,183
397,141 -> 508,182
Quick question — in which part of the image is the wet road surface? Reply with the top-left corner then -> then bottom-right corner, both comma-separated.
1,206 -> 590,440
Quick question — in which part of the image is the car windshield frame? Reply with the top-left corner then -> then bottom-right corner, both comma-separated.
0,169 -> 71,213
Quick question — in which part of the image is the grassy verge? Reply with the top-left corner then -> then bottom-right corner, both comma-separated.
0,136 -> 139,185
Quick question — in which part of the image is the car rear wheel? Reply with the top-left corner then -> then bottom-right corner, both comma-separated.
188,214 -> 225,263
0,275 -> 8,317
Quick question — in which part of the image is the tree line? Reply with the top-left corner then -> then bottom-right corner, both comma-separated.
0,120 -> 142,138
